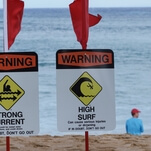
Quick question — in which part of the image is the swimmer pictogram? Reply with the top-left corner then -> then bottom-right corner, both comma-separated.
70,72 -> 102,106
0,75 -> 25,110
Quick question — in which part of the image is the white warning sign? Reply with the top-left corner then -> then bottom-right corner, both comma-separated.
0,52 -> 39,136
56,49 -> 116,132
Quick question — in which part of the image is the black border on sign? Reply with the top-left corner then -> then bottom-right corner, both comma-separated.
56,49 -> 114,69
0,52 -> 38,72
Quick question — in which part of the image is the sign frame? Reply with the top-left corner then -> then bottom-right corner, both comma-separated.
0,52 -> 39,136
56,49 -> 116,132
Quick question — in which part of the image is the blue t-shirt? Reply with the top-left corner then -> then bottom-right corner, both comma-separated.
126,118 -> 144,135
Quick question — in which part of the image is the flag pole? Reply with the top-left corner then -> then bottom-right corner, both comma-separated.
82,0 -> 89,150
3,0 -> 8,52
3,0 -> 10,150
82,0 -> 87,49
69,0 -> 101,149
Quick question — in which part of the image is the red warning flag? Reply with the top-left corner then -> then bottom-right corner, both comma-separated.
69,0 -> 102,49
7,0 -> 24,49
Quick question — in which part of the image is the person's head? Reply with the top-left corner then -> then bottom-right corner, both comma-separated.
131,108 -> 141,118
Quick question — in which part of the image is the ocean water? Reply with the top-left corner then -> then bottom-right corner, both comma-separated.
0,7 -> 151,135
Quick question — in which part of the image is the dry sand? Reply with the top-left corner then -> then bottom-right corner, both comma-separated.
0,134 -> 151,151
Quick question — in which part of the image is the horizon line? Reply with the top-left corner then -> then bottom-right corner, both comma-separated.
0,6 -> 151,9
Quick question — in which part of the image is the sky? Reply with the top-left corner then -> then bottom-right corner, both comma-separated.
0,0 -> 151,8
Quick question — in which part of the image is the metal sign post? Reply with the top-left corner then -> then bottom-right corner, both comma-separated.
6,136 -> 10,151
85,131 -> 89,151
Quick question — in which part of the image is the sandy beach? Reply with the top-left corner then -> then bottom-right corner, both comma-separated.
0,134 -> 151,151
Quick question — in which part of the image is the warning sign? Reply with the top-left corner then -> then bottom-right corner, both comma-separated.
57,49 -> 113,68
56,49 -> 115,132
0,53 -> 37,71
70,72 -> 102,106
0,75 -> 25,110
0,52 -> 39,136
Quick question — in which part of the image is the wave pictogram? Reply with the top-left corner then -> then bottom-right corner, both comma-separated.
0,90 -> 21,95
0,95 -> 17,102
80,95 -> 95,97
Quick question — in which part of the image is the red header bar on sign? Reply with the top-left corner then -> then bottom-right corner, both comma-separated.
0,52 -> 38,72
57,51 -> 113,67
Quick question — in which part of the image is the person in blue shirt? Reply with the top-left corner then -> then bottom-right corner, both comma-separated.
126,108 -> 144,135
